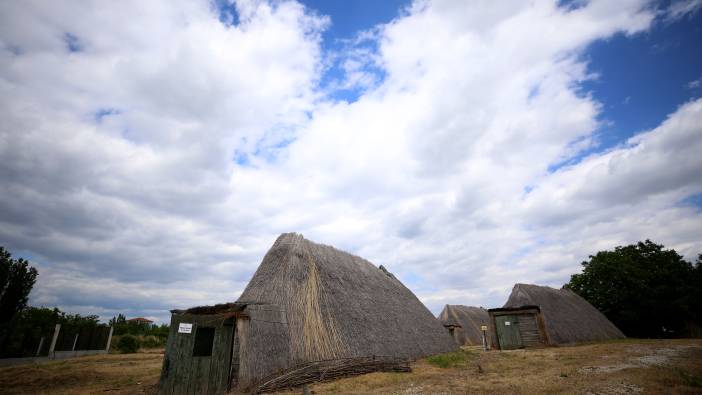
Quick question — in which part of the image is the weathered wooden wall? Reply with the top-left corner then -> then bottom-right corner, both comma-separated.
236,304 -> 291,391
517,314 -> 541,347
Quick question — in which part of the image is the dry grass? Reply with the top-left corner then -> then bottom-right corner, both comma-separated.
0,351 -> 163,394
277,339 -> 702,394
1,340 -> 701,394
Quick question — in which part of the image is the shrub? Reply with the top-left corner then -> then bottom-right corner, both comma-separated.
141,335 -> 161,348
117,334 -> 140,353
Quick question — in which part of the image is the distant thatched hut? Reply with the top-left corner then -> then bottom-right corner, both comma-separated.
437,305 -> 489,346
159,233 -> 456,394
488,284 -> 625,350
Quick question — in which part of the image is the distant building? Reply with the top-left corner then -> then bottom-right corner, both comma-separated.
127,317 -> 154,325
438,305 -> 490,346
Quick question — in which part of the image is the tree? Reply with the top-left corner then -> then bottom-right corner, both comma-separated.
108,313 -> 126,327
565,240 -> 700,338
0,247 -> 39,325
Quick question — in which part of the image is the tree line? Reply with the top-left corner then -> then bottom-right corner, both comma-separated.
1,246 -> 168,349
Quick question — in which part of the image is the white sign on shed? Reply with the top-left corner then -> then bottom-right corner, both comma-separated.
178,323 -> 193,334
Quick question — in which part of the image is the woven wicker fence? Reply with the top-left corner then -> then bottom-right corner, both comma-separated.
255,355 -> 411,393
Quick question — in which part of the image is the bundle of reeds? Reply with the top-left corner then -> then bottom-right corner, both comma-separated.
254,356 -> 411,393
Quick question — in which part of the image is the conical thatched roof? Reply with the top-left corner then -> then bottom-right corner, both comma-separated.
235,233 -> 457,387
503,283 -> 625,344
437,305 -> 489,346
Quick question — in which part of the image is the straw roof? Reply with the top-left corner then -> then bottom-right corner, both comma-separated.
437,305 -> 489,345
503,283 -> 625,344
235,233 -> 457,387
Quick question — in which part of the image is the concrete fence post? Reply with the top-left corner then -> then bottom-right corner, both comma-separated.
71,333 -> 79,351
35,336 -> 45,357
48,324 -> 61,359
105,326 -> 114,352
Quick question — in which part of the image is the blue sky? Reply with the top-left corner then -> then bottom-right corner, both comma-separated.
1,0 -> 702,323
582,7 -> 702,149
303,0 -> 411,102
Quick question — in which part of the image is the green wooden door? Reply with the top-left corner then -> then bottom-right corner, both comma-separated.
496,315 -> 523,350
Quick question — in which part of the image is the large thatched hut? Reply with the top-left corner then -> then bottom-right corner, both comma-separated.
437,305 -> 489,346
159,233 -> 456,394
488,284 -> 624,350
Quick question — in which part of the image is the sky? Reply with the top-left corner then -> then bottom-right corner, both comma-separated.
1,0 -> 701,324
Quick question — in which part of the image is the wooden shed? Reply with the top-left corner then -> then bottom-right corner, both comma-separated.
159,304 -> 242,395
487,305 -> 549,350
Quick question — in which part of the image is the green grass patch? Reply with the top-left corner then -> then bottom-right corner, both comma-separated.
426,350 -> 476,368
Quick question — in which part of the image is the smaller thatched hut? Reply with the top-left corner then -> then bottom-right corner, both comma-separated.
488,284 -> 625,350
437,305 -> 489,346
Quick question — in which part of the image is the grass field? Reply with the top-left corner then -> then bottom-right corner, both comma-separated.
0,339 -> 700,394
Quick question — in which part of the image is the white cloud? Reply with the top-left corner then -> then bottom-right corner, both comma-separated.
1,0 -> 700,323
665,0 -> 702,21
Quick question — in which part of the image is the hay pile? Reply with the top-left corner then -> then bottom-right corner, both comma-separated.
503,283 -> 625,344
235,233 -> 456,389
438,305 -> 489,346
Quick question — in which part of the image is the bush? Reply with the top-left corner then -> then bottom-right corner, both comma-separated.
117,334 -> 140,353
141,335 -> 161,348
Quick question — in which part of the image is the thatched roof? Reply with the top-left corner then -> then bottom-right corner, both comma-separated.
503,283 -> 625,344
437,305 -> 489,346
235,233 -> 457,386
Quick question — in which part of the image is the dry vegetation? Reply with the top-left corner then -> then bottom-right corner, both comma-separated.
285,339 -> 702,395
0,350 -> 163,394
1,340 -> 701,394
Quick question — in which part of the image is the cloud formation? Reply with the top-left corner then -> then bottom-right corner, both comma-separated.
1,0 -> 700,322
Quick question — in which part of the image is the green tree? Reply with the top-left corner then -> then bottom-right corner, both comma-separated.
0,247 -> 39,325
108,313 -> 126,327
566,240 -> 700,338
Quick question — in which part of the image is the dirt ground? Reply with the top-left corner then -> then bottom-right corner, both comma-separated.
0,339 -> 700,394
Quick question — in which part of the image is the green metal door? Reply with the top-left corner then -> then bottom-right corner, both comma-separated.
496,315 -> 523,350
